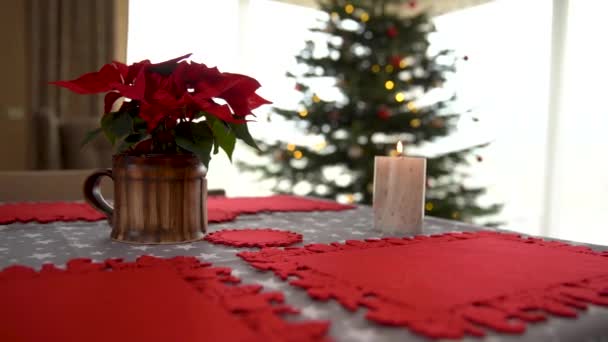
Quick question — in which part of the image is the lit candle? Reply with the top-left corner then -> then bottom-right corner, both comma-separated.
373,141 -> 426,234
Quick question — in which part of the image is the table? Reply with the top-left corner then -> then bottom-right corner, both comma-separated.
1,205 -> 607,341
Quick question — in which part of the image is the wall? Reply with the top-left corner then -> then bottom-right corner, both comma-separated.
0,0 -> 29,170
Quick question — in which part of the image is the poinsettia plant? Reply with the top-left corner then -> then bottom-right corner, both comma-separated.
51,53 -> 270,168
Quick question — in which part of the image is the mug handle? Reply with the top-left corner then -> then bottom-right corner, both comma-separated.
83,169 -> 114,219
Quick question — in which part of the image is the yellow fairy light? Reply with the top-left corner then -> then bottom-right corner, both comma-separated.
384,80 -> 395,90
298,109 -> 308,117
410,118 -> 421,128
425,202 -> 434,211
451,211 -> 460,219
371,64 -> 381,73
406,101 -> 418,113
394,92 -> 405,102
345,4 -> 354,14
385,65 -> 394,73
287,143 -> 296,151
312,94 -> 321,103
399,59 -> 408,69
345,193 -> 355,203
331,11 -> 339,20
360,12 -> 370,22
293,150 -> 303,159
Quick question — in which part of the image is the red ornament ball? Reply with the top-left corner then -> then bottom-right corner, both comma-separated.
294,83 -> 303,91
376,107 -> 391,120
389,55 -> 403,68
386,26 -> 398,38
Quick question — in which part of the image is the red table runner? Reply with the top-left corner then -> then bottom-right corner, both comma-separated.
205,228 -> 303,248
0,195 -> 354,224
0,256 -> 329,342
238,231 -> 608,339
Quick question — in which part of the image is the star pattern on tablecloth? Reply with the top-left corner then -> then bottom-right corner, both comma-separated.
29,253 -> 55,260
345,328 -> 378,342
258,277 -> 285,290
301,305 -> 325,319
174,244 -> 197,250
23,233 -> 42,238
198,253 -> 219,260
34,239 -> 56,244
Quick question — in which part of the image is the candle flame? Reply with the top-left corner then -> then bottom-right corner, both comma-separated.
396,141 -> 403,155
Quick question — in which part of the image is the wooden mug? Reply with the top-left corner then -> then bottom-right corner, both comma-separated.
83,154 -> 208,244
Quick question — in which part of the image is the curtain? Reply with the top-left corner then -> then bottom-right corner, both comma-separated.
27,0 -> 127,169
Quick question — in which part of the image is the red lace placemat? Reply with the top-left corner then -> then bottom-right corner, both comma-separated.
0,195 -> 354,224
0,256 -> 329,342
238,231 -> 608,339
205,228 -> 303,248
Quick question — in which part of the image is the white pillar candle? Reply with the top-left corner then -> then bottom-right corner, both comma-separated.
373,141 -> 426,234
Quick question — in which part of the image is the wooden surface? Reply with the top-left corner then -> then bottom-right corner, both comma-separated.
373,156 -> 426,234
84,154 -> 208,244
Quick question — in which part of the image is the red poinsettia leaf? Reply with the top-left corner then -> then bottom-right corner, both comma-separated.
115,65 -> 146,100
139,102 -> 167,131
220,74 -> 270,116
148,53 -> 193,76
111,61 -> 129,81
126,60 -> 150,84
50,63 -> 122,94
192,97 -> 245,124
104,92 -> 123,114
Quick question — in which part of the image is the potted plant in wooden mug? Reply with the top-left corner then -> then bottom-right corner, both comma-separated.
51,53 -> 270,244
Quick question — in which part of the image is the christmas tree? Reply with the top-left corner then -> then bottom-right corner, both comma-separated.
239,0 -> 500,223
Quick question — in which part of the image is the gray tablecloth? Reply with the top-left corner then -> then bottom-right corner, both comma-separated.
1,206 -> 607,341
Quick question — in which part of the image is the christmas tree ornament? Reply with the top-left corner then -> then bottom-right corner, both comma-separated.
347,145 -> 363,159
386,25 -> 398,38
376,106 -> 391,120
389,55 -> 403,68
431,118 -> 445,128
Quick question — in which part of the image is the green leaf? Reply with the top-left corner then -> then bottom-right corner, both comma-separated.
80,127 -> 102,148
208,117 -> 236,161
117,133 -> 148,152
132,116 -> 148,134
229,122 -> 259,151
175,121 -> 214,168
101,112 -> 133,145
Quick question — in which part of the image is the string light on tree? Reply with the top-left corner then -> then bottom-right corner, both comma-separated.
425,202 -> 434,211
371,64 -> 381,73
394,92 -> 405,102
406,101 -> 417,113
410,118 -> 421,128
344,4 -> 354,14
287,143 -> 296,152
360,11 -> 370,22
298,108 -> 309,117
312,94 -> 321,103
385,65 -> 394,73
384,80 -> 394,90
293,150 -> 303,159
